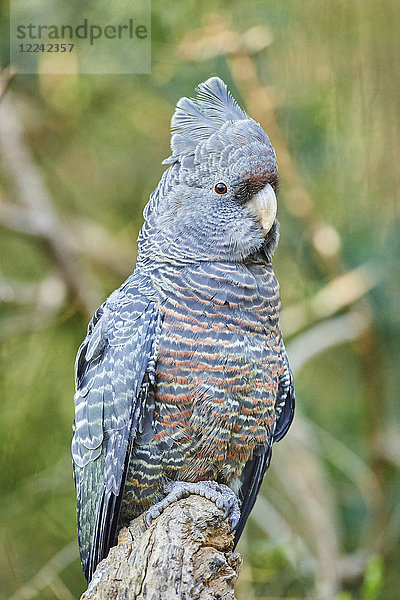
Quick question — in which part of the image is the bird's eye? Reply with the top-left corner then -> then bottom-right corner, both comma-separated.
215,182 -> 228,194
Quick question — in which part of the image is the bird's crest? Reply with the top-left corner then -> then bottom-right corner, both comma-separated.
164,77 -> 249,163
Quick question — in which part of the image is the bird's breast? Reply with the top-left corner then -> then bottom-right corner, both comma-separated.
149,261 -> 284,482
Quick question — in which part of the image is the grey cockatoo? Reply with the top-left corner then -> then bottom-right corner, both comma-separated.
72,77 -> 295,581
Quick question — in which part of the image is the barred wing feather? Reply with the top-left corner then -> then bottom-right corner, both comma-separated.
72,276 -> 160,580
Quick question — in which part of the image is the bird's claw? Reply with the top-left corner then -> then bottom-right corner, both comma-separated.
144,480 -> 240,531
223,493 -> 240,532
144,507 -> 161,527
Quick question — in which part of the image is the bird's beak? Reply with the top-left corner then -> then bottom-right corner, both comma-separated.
247,183 -> 277,237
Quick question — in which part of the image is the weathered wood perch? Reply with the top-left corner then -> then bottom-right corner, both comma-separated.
81,494 -> 242,600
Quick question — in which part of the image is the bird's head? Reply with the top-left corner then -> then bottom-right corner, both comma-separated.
139,77 -> 280,265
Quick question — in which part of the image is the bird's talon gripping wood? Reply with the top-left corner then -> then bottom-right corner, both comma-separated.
144,480 -> 240,530
72,77 -> 295,582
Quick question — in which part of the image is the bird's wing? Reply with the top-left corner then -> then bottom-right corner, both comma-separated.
234,345 -> 295,546
72,274 -> 161,580
273,346 -> 295,442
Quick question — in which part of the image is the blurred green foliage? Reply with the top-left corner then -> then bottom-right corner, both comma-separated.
0,1 -> 399,599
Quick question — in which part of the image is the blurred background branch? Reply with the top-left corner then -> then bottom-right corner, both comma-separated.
7,542 -> 78,600
0,87 -> 100,317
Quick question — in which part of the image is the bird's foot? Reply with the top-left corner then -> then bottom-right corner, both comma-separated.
145,480 -> 240,531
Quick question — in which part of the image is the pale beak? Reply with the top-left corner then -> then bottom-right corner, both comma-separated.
247,183 -> 277,237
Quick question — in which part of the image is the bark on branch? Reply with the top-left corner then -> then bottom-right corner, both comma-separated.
81,494 -> 242,600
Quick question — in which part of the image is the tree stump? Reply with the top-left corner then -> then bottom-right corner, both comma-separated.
81,494 -> 242,600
